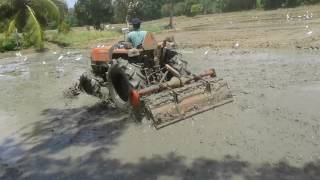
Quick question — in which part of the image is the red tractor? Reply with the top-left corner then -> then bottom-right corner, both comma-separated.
76,33 -> 233,129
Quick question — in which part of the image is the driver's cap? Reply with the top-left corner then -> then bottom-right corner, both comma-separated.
131,18 -> 142,25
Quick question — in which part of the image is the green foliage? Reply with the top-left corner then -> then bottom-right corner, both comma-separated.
23,5 -> 44,49
285,0 -> 301,7
136,0 -> 163,20
261,0 -> 284,9
113,0 -> 129,23
0,34 -> 5,52
34,0 -> 61,22
74,0 -> 113,30
0,0 -> 60,50
2,35 -> 20,51
110,0 -> 320,23
161,1 -> 183,17
1,0 -> 319,53
0,38 -> 3,52
0,22 -> 7,33
0,2 -> 12,33
108,0 -> 317,22
256,0 -> 263,8
200,0 -> 215,14
65,8 -> 79,27
52,0 -> 68,18
306,0 -> 320,4
222,0 -> 257,12
260,0 -> 320,9
2,38 -> 16,51
46,28 -> 120,47
161,3 -> 171,17
216,0 -> 225,12
190,4 -> 204,16
113,0 -> 167,23
174,2 -> 186,16
58,21 -> 71,34
184,0 -> 199,16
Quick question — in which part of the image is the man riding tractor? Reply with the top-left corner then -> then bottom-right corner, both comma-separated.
70,17 -> 233,129
127,18 -> 147,48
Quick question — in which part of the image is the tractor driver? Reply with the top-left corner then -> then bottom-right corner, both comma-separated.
127,18 -> 147,48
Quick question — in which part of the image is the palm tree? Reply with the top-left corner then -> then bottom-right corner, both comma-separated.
2,0 -> 60,49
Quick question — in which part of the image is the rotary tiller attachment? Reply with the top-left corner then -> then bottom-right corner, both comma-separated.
134,69 -> 233,129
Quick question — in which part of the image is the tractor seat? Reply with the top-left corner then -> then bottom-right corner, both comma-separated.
142,32 -> 157,51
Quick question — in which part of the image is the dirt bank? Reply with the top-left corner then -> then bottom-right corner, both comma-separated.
157,5 -> 320,50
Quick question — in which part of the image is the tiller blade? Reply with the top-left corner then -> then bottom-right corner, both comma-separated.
142,77 -> 233,129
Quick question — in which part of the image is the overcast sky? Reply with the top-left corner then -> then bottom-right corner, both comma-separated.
66,0 -> 76,8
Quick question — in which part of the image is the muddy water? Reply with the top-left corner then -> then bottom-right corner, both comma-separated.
0,51 -> 88,135
1,49 -> 320,179
0,51 -> 97,163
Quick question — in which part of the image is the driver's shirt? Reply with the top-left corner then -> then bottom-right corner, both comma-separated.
127,30 -> 147,48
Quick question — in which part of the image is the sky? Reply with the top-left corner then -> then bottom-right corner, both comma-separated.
66,0 -> 77,8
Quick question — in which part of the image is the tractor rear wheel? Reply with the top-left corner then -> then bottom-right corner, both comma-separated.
107,61 -> 132,110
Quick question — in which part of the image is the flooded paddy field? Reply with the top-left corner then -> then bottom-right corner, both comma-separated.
1,48 -> 320,179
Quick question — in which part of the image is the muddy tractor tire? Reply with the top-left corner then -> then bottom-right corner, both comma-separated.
108,63 -> 131,110
107,59 -> 143,111
79,72 -> 102,98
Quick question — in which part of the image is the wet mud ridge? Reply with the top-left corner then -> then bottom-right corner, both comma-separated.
157,5 -> 320,50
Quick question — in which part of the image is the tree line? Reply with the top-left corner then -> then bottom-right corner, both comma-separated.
1,0 -> 319,51
72,0 -> 320,29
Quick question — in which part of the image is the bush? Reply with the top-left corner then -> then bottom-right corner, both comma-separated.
260,0 -> 317,9
306,0 -> 320,4
65,10 -> 79,27
0,37 -> 4,52
184,0 -> 200,16
174,2 -> 186,16
161,3 -> 171,17
0,22 -> 7,33
262,0 -> 284,9
190,4 -> 204,16
58,21 -> 71,34
22,33 -> 34,48
222,0 -> 257,12
161,2 -> 187,17
285,0 -> 302,7
2,35 -> 18,51
256,0 -> 263,8
200,0 -> 218,14
216,0 -> 226,12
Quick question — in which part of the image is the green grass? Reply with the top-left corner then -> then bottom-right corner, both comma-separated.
46,28 -> 121,48
109,21 -> 165,33
45,23 -> 164,48
141,24 -> 164,33
1,22 -> 165,51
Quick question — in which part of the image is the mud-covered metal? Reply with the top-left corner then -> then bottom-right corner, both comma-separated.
74,39 -> 233,129
142,77 -> 233,129
138,69 -> 216,96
